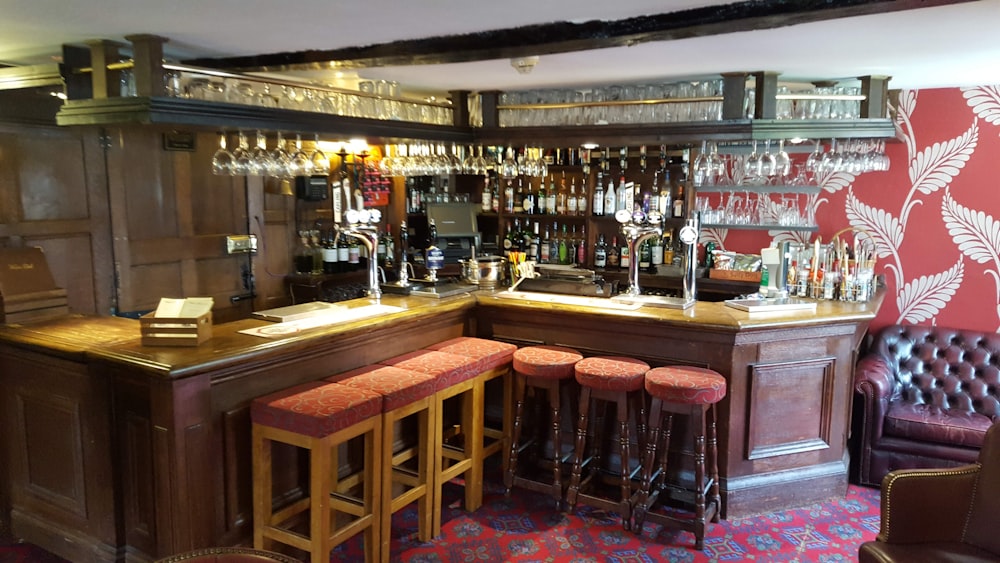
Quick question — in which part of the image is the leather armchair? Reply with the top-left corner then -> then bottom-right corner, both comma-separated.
852,325 -> 999,487
858,422 -> 1000,562
154,547 -> 300,563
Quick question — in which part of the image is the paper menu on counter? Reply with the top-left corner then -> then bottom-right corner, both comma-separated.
153,297 -> 214,318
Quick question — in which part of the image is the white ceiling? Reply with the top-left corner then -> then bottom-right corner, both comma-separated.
2,0 -> 1000,96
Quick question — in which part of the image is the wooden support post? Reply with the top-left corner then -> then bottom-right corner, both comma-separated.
84,40 -> 124,99
126,34 -> 167,97
859,75 -> 891,119
60,45 -> 92,101
480,91 -> 500,129
450,90 -> 470,128
721,72 -> 749,120
752,71 -> 779,120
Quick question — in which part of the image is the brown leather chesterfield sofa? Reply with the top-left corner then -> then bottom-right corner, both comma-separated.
852,324 -> 1000,487
858,421 -> 1000,562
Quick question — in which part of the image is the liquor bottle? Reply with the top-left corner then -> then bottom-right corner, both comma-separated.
604,176 -> 616,216
556,172 -> 568,215
650,171 -> 661,215
577,181 -> 588,216
529,222 -> 540,261
558,224 -> 569,265
481,177 -> 492,212
540,224 -> 551,264
567,177 -> 578,216
639,239 -> 651,270
651,234 -> 664,268
294,231 -> 313,274
545,174 -> 559,215
658,170 -> 672,217
673,183 -> 685,218
382,225 -> 396,271
514,178 -> 525,213
620,238 -> 631,270
504,179 -> 514,213
576,225 -> 587,266
593,172 -> 605,216
536,178 -> 548,215
502,220 -> 514,258
523,180 -> 536,214
322,229 -> 338,274
491,178 -> 500,213
607,235 -> 621,269
348,236 -> 361,271
337,232 -> 350,273
617,176 -> 629,214
549,222 -> 560,263
594,233 -> 608,269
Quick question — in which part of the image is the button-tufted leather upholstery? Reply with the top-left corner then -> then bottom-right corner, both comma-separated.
858,421 -> 1000,562
853,325 -> 1000,487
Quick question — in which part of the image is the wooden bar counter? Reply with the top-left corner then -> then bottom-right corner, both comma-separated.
0,290 -> 881,562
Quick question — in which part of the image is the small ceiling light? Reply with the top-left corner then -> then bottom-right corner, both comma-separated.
510,56 -> 539,75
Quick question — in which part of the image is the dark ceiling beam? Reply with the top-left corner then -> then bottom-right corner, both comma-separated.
183,0 -> 972,72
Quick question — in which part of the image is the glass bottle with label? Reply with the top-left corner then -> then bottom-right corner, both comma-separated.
504,179 -> 515,213
639,239 -> 651,270
576,225 -> 587,266
540,224 -> 551,264
577,180 -> 588,216
522,180 -> 536,214
650,234 -> 664,269
567,177 -> 578,216
673,183 -> 685,218
594,233 -> 608,269
322,229 -> 338,274
546,175 -> 557,215
556,173 -> 568,215
620,238 -> 631,269
536,178 -> 548,215
607,235 -> 620,269
528,222 -> 540,261
481,177 -> 492,212
593,172 -> 605,216
514,178 -> 525,213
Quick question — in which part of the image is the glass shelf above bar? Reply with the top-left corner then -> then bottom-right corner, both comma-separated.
696,184 -> 822,194
702,223 -> 818,232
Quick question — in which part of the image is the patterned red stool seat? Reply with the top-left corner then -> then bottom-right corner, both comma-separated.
378,349 -> 483,536
566,356 -> 650,529
425,337 -> 517,475
251,381 -> 382,563
632,366 -> 727,550
326,365 -> 438,561
504,345 -> 584,507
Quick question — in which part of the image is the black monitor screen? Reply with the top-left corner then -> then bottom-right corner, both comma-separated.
426,203 -> 479,238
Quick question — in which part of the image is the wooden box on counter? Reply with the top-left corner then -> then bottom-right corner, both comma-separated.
139,311 -> 213,346
709,268 -> 762,283
0,247 -> 70,324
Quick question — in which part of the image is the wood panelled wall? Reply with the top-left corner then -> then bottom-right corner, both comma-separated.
0,117 -> 299,323
0,122 -> 112,317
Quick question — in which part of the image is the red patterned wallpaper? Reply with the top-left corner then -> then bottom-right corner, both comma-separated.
708,86 -> 1000,333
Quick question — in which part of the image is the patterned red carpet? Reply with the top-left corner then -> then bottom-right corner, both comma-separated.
2,480 -> 880,562
339,476 -> 881,562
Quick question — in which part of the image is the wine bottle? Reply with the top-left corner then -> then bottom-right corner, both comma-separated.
514,178 -> 525,212
577,180 -> 588,216
567,177 -> 578,216
639,239 -> 651,270
607,236 -> 620,269
540,224 -> 551,264
522,180 -> 536,214
322,229 -> 338,274
620,238 -> 631,270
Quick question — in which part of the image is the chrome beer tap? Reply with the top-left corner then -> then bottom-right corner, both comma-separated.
616,206 -> 663,297
335,195 -> 383,300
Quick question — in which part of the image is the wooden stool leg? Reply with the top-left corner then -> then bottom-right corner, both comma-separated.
466,380 -> 485,513
501,368 -> 514,475
707,405 -> 722,523
616,392 -> 632,530
566,386 -> 592,508
416,407 -> 434,543
631,399 -> 663,530
548,378 -> 564,508
693,406 -> 707,551
504,374 -> 527,493
311,436 -> 332,563
252,425 -> 271,552
365,420 -> 382,563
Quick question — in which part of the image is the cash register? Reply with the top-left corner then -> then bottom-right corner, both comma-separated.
425,202 -> 481,264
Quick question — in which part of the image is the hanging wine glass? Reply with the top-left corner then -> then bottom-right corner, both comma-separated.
289,134 -> 312,176
693,140 -> 710,187
310,134 -> 330,175
744,140 -> 762,184
820,138 -> 843,174
759,139 -> 777,180
499,146 -> 519,179
211,133 -> 235,176
773,139 -> 792,183
708,142 -> 725,185
231,131 -> 253,176
805,139 -> 823,174
248,131 -> 272,177
268,132 -> 292,178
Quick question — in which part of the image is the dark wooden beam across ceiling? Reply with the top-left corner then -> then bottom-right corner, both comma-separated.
183,0 -> 971,72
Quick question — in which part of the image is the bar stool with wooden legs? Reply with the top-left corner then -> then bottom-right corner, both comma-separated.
631,366 -> 726,550
325,365 -> 437,562
251,381 -> 383,563
424,337 -> 518,474
378,349 -> 483,536
504,345 -> 583,508
566,356 -> 650,530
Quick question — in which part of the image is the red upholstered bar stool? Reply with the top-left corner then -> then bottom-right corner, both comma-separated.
378,349 -> 482,536
503,345 -> 583,507
424,337 -> 518,474
325,365 -> 437,562
566,356 -> 650,530
251,381 -> 382,563
631,366 -> 726,550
